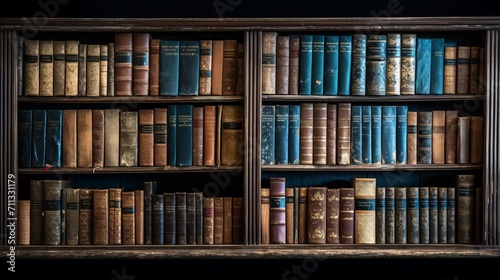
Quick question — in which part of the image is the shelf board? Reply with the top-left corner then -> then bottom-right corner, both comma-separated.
18,166 -> 244,174
261,94 -> 485,103
12,244 -> 500,259
17,95 -> 244,104
261,164 -> 483,172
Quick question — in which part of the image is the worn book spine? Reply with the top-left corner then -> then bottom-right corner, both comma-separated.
353,178 -> 376,244
195,192 -> 204,244
78,189 -> 93,245
220,105 -> 244,166
45,110 -> 62,167
385,186 -> 395,244
86,44 -> 100,97
64,40 -> 79,96
415,38 -> 432,94
396,105 -> 408,164
78,43 -> 87,96
340,187 -> 355,244
429,186 -> 439,243
139,109 -> 154,167
176,192 -> 187,245
401,34 -> 417,95
262,32 -> 277,95
337,103 -> 351,165
307,186 -> 327,244
438,187 -> 448,243
144,181 -> 156,245
159,39 -> 180,96
24,39 -> 40,96
361,106 -> 372,164
31,110 -> 47,168
288,104 -> 301,165
104,109 -> 120,167
153,108 -> 167,167
30,180 -> 44,245
179,40 -> 200,96
133,33 -> 150,96
167,104 -> 177,166
236,42 -> 245,96
135,190 -> 144,245
199,39 -> 213,95
324,35 -> 339,95
275,105 -> 289,165
288,36 -> 300,95
17,34 -> 25,96
444,40 -> 457,94
119,111 -> 138,167
478,47 -> 486,94
417,111 -> 433,164
386,33 -> 401,95
366,34 -> 387,96
176,104 -> 193,166
223,197 -> 233,244
432,110 -> 446,164
232,197 -> 244,244
311,35 -> 325,95
285,187 -> 295,244
457,174 -> 474,243
261,188 -> 270,244
99,44 -> 108,96
76,109 -> 92,167
381,105 -> 396,165
395,186 -> 407,244
298,187 -> 308,243
456,45 -> 471,94
445,110 -> 459,164
376,186 -> 386,244
18,200 -> 30,245
457,116 -> 471,164
447,187 -> 456,243
203,196 -> 215,244
114,33 -> 133,96
407,111 -> 418,165
299,103 -> 313,165
149,38 -> 160,96
93,189 -> 109,245
350,34 -> 367,96
326,188 -> 340,244
474,187 -> 483,244
407,186 -> 420,244
469,46 -> 480,94
152,194 -> 164,245
419,186 -> 430,244
203,105 -> 216,166
371,105 -> 382,165
210,40 -> 223,96
18,110 -> 32,167
122,191 -> 135,245
313,102 -> 327,164
351,105 -> 362,165
222,39 -> 238,95
108,188 -> 122,245
214,197 -> 224,244
299,34 -> 313,95
61,188 -> 67,245
164,192 -> 176,245
92,109 -> 104,168
186,192 -> 196,244
430,38 -> 444,94
192,106 -> 204,166
338,35 -> 352,95
53,41 -> 66,96
326,103 -> 337,165
470,116 -> 484,164
107,42 -> 115,96
270,177 -> 286,244
65,188 -> 80,245
39,40 -> 53,96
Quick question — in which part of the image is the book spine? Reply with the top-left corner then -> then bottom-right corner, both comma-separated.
298,187 -> 308,244
104,109 -> 120,167
337,103 -> 351,165
78,189 -> 93,245
114,33 -> 133,96
415,38 -> 432,94
300,103 -> 313,164
214,197 -> 224,244
197,193 -> 205,244
261,188 -> 270,244
419,186 -> 430,244
45,110 -> 62,167
313,103 -> 327,165
176,192 -> 187,245
93,188 -> 109,245
381,106 -> 396,165
143,181 -> 156,245
108,188 -> 122,245
86,44 -> 100,97
203,197 -> 214,244
31,110 -> 47,168
407,186 -> 420,244
18,200 -> 30,245
470,116 -> 485,164
288,104 -> 301,165
447,187 -> 457,243
385,187 -> 395,244
417,111 -> 433,164
186,193 -> 196,244
220,105 -> 244,166
199,39 -> 213,95
326,188 -> 340,244
401,34 -> 416,95
445,110 -> 459,164
152,194 -> 165,245
395,186 -> 407,244
121,191 -> 135,245
62,110 -> 77,168
132,33 -> 150,96
361,106 -> 372,164
154,108 -> 168,167
353,178 -> 376,244
167,105 -> 177,166
39,40 -> 54,96
396,105 -> 408,165
17,34 -> 25,96
65,40 -> 79,96
176,104 -> 193,166
77,109 -> 93,168
324,35 -> 339,95
119,111 -> 138,167
444,40 -> 457,94
386,33 -> 401,95
299,35 -> 313,95
107,42 -> 115,96
286,188 -> 295,244
307,186 -> 327,244
469,46 -> 480,94
311,35 -> 325,95
270,178 -> 286,244
371,105 -> 382,165
164,192 -> 176,245
261,105 -> 276,165
275,105 -> 289,165
429,186 -> 439,243
350,34 -> 367,96
192,106 -> 204,166
376,186 -> 386,244
366,34 -> 387,96
438,187 -> 448,244
456,45 -> 471,94
288,36 -> 300,95
338,36 -> 352,95
149,39 -> 160,96
203,105 -> 217,166
432,110 -> 446,164
232,197 -> 244,244
457,116 -> 471,164
53,41 -> 66,96
262,32 -> 277,95
18,110 -> 32,167
211,40 -> 224,96
236,42 -> 245,96
138,109 -> 155,167
99,44 -> 108,96
30,180 -> 44,244
222,39 -> 238,95
430,38 -> 445,94
24,39 -> 40,96
350,105 -> 362,165
179,40 -> 200,96
340,188 -> 355,244
457,174 -> 475,243
159,40 -> 180,96
326,103 -> 337,165
135,190 -> 144,245
92,109 -> 104,168
223,197 -> 233,244
78,43 -> 87,96
407,111 -> 418,165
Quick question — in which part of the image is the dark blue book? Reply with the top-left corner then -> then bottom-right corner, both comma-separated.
159,39 -> 180,96
366,34 -> 387,96
350,34 -> 367,95
381,106 -> 396,165
361,106 -> 372,164
417,111 -> 433,164
167,104 -> 177,166
275,105 -> 289,165
299,35 -> 313,95
288,104 -> 300,165
31,110 -> 47,168
176,104 -> 193,166
430,38 -> 445,94
261,105 -> 276,165
371,105 -> 382,165
351,105 -> 362,165
45,110 -> 62,167
311,35 -> 325,95
18,110 -> 32,168
338,35 -> 352,95
324,35 -> 339,95
396,106 -> 408,165
179,40 -> 200,96
415,38 -> 432,94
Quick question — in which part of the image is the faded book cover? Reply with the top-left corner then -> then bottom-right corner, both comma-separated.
438,187 -> 448,244
24,39 -> 40,96
119,111 -> 138,167
92,109 -> 104,168
79,189 -> 93,245
93,189 -> 109,245
445,110 -> 458,164
326,188 -> 340,244
77,109 -> 93,167
220,105 -> 244,166
122,191 -> 136,245
276,35 -> 290,95
223,197 -> 233,244
192,106 -> 204,166
39,40 -> 53,96
395,186 -> 407,244
65,188 -> 80,245
262,32 -> 277,95
104,109 -> 121,167
214,197 -> 224,244
78,44 -> 87,96
108,188 -> 122,245
30,180 -> 44,245
375,186 -> 385,244
353,178 -> 376,244
43,180 -> 66,245
99,44 -> 108,96
307,186 -> 327,244
203,197 -> 215,244
419,186 -> 430,244
53,41 -> 66,96
86,44 -> 100,97
457,174 -> 474,244
407,186 -> 420,244
139,109 -> 154,167
232,197 -> 244,244
18,200 -> 30,245
65,40 -> 79,96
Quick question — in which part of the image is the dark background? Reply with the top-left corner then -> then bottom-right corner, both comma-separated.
2,0 -> 500,279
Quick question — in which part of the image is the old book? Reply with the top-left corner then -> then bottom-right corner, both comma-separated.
43,180 -> 66,245
134,190 -> 144,245
415,38 -> 432,94
167,105 -> 177,166
235,42 -> 245,95
220,105 -> 244,166
326,188 -> 341,244
262,31 -> 277,95
457,116 -> 471,164
61,188 -> 67,244
326,103 -> 337,165
133,33 -> 150,96
313,103 -> 327,165
203,196 -> 215,244
86,44 -> 100,97
39,40 -> 53,96
375,186 -> 386,244
30,180 -> 44,245
445,110 -> 459,164
469,46 -> 480,94
261,105 -> 275,165
107,42 -> 115,96
350,34 -> 367,96
176,192 -> 187,245
299,103 -> 313,164
176,104 -> 193,166
108,188 -> 122,245
438,187 -> 448,243
307,186 -> 327,244
457,174 -> 474,244
353,178 -> 376,244
275,105 -> 289,165
337,103 -> 351,165
429,186 -> 439,243
24,39 -> 40,96
261,188 -> 270,244
149,38 -> 160,96
152,194 -> 164,244
324,35 -> 339,95
417,111 -> 432,164
122,191 -> 135,245
366,34 -> 387,96
447,187 -> 457,243
18,110 -> 32,167
444,40 -> 457,94
285,187 -> 295,243
65,40 -> 79,96
432,110 -> 446,164
99,44 -> 108,96
371,105 -> 382,165
385,186 -> 395,244
419,186 -> 430,244
474,187 -> 483,244
192,106 -> 204,166
214,197 -> 224,244
65,188 -> 80,245
203,105 -> 217,166
186,193 -> 196,244
18,200 -> 30,245
92,109 -> 104,168
382,105 -> 396,165
401,33 -> 416,95
159,39 -> 180,96
17,34 -> 25,96
178,40 -> 200,96
232,197 -> 244,244
154,108 -> 168,167
430,38 -> 444,94
338,35 -> 352,95
288,36 -> 300,95
93,188 -> 109,245
119,111 -> 138,167
351,105 -> 363,165
199,39 -> 213,95
223,197 -> 233,244
270,177 -> 286,244
386,33 -> 401,95
31,110 -> 46,168
195,192 -> 204,244
407,111 -> 418,165
211,40 -> 224,95
407,186 -> 420,244
139,109 -> 154,167
276,35 -> 290,95
78,43 -> 87,96
298,34 -> 313,94
311,35 -> 325,95
362,106 -> 373,164
395,186 -> 407,244
114,32 -> 133,96
470,116 -> 484,164
164,192 -> 176,245
222,39 -> 238,95
45,110 -> 62,167
53,40 -> 66,96
104,109 -> 120,167
340,187 -> 355,244
78,189 -> 93,245
456,45 -> 471,94
143,181 -> 157,245
77,109 -> 93,167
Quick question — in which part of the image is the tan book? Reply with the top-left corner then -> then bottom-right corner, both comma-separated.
407,111 -> 418,165
276,35 -> 290,95
444,41 -> 457,94
261,188 -> 270,244
326,188 -> 341,244
24,39 -> 40,96
203,197 -> 215,244
77,109 -> 93,167
469,46 -> 480,94
149,38 -> 161,96
18,200 -> 30,245
192,106 -> 204,166
78,43 -> 87,96
39,40 -> 53,96
134,190 -> 144,245
119,111 -> 138,167
93,189 -> 109,245
114,33 -> 133,96
285,187 -> 295,244
353,178 -> 376,244
153,108 -> 168,167
211,40 -> 224,96
122,191 -> 135,245
86,44 -> 101,97
298,187 -> 308,244
262,31 -> 277,95
220,105 -> 244,166
53,40 -> 66,96
65,188 -> 80,245
222,39 -> 238,95
223,197 -> 233,244
65,40 -> 79,96
99,44 -> 108,96
139,109 -> 154,167
92,109 -> 105,168
470,116 -> 484,164
203,105 -> 216,166
133,33 -> 150,96
62,109 -> 77,168
313,102 -> 327,165
456,45 -> 471,94
445,110 -> 459,164
337,103 -> 351,165
108,188 -> 122,245
307,186 -> 327,244
214,197 -> 224,244
107,43 -> 115,96
79,189 -> 93,245
432,110 -> 445,164
300,103 -> 313,164
104,109 -> 121,167
457,174 -> 474,243
199,39 -> 213,95
457,116 -> 471,164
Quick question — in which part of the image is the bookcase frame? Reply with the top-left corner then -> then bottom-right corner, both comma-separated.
1,16 -> 500,260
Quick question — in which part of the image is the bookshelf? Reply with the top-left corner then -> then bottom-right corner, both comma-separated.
1,17 -> 500,260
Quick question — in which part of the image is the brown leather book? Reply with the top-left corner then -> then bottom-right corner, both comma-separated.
220,105 -> 244,166
407,111 -> 418,165
93,189 -> 109,245
114,33 -> 133,96
470,116 -> 484,164
307,186 -> 327,244
232,197 -> 244,244
444,41 -> 457,94
235,42 -> 245,95
262,31 -> 277,95
149,38 -> 161,96
192,106 -> 204,166
139,109 -> 154,167
134,190 -> 144,245
288,36 -> 300,95
62,109 -> 77,168
313,102 -> 328,165
214,197 -> 224,244
79,189 -> 93,245
53,40 -> 66,96
211,40 -> 224,96
285,187 -> 295,243
18,200 -> 30,245
92,109 -> 104,168
340,187 -> 354,244
77,109 -> 93,167
119,111 -> 138,167
326,188 -> 341,244
39,40 -> 53,96
133,33 -> 151,96
203,197 -> 215,244
261,188 -> 270,244
223,197 -> 233,244
298,187 -> 308,243
104,109 -> 120,167
457,174 -> 474,244
154,108 -> 167,167
457,116 -> 471,164
222,39 -> 238,95
29,180 -> 44,245
78,43 -> 87,96
375,186 -> 386,244
108,188 -> 122,245
276,35 -> 290,95
270,178 -> 286,244
445,110 -> 458,164
203,105 -> 216,166
86,44 -> 101,97
327,103 -> 337,165
456,45 -> 470,94
186,192 -> 196,244
199,39 -> 213,95
300,103 -> 313,164
107,43 -> 115,96
24,39 -> 40,96
65,188 -> 80,245
122,190 -> 135,245
99,44 -> 108,96
432,110 -> 446,164
469,46 -> 480,94
65,40 -> 79,96
337,103 -> 351,165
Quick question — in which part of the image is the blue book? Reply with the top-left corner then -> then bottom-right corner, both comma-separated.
288,105 -> 300,165
324,35 -> 339,95
350,34 -> 367,95
167,104 -> 177,166
261,105 -> 276,165
179,40 -> 200,96
366,34 -> 387,96
417,111 -> 432,164
430,38 -> 445,94
176,104 -> 193,166
45,110 -> 62,167
299,35 -> 313,95
381,106 -> 396,165
338,35 -> 352,95
275,105 -> 289,165
361,106 -> 372,164
415,38 -> 432,94
31,110 -> 47,168
371,105 -> 382,165
18,110 -> 32,168
159,40 -> 180,96
351,105 -> 362,165
311,35 -> 325,95
396,106 -> 408,165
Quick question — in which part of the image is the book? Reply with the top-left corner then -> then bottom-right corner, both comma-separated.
78,43 -> 87,96
326,188 -> 341,244
108,188 -> 122,245
45,110 -> 62,167
396,105 -> 408,164
31,109 -> 47,168
232,197 -> 244,244
223,197 -> 233,244
395,186 -> 407,244
430,38 -> 445,94
144,182 -> 156,245
474,187 -> 483,244
407,186 -> 420,244
167,105 -> 177,166
298,187 -> 308,244
203,197 -> 215,244
415,38 -> 432,94
186,192 -> 196,244
337,103 -> 351,165
196,193 -> 206,244
456,45 -> 471,94
470,116 -> 484,164
417,111 -> 433,164
469,46 -> 480,94
338,35 -> 352,95
401,34 -> 417,95
43,180 -> 66,245
353,178 -> 376,244
350,34 -> 367,96
18,110 -> 32,167
211,40 -> 224,96
203,105 -> 217,166
326,103 -> 337,165
154,108 -> 168,167
438,187 -> 448,243
104,109 -> 120,167
275,105 -> 289,165
313,102 -> 327,164
119,111 -> 138,167
429,186 -> 439,243
114,33 -> 133,96
220,105 -> 244,166
288,104 -> 301,165
339,187 -> 355,244
152,194 -> 164,244
192,106 -> 204,166
307,186 -> 327,244
39,40 -> 53,96
385,186 -> 395,244
419,186 -> 430,244
61,188 -> 66,245
371,105 -> 382,165
299,103 -> 313,165
381,106 -> 396,165
18,200 -> 30,245
149,38 -> 161,96
366,34 -> 387,96
361,106 -> 372,164
270,177 -> 286,244
311,35 -> 325,95
78,189 -> 93,245
62,110 -> 77,168
159,39 -> 180,96
92,109 -> 104,168
285,187 -> 295,243
135,190 -> 144,245
53,40 -> 66,96
445,110 -> 459,164
457,174 -> 474,243
276,35 -> 290,95
457,116 -> 471,164
176,192 -> 187,245
122,191 -> 136,245
386,33 -> 401,95
24,39 -> 40,96
99,44 -> 108,96
432,110 -> 446,164
407,111 -> 418,165
85,44 -> 100,97
16,34 -> 25,96
178,40 -> 200,96
93,188 -> 109,245
77,109 -> 93,167
132,33 -> 150,96
199,39 -> 212,95
447,187 -> 457,243
164,192 -> 176,245
375,186 -> 386,244
288,36 -> 300,95
262,32 -> 277,95
235,45 -> 245,96
261,188 -> 270,244
30,180 -> 44,245
222,39 -> 238,95
323,35 -> 339,95
444,40 -> 457,94
299,34 -> 313,95
139,109 -> 154,167
107,42 -> 115,96
214,197 -> 224,244
478,47 -> 486,94
351,105 -> 362,165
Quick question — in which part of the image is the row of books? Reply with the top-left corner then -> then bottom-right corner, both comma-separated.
18,105 -> 244,168
20,34 -> 244,97
261,103 -> 484,166
262,175 -> 480,245
18,180 -> 244,246
262,32 -> 485,96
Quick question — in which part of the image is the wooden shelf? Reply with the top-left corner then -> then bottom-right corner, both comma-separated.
261,94 -> 485,103
18,166 -> 244,174
17,95 -> 244,104
261,164 -> 483,172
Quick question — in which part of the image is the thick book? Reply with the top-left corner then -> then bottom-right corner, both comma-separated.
351,105 -> 362,165
350,34 -> 367,96
53,40 -> 66,96
299,34 -> 313,95
104,109 -> 120,167
114,33 -> 133,96
99,44 -> 108,96
222,39 -> 238,95
313,102 -> 327,165
139,109 -> 154,167
323,35 -> 339,95
326,103 -> 337,165
401,34 -> 417,95
122,191 -> 136,245
261,188 -> 270,244
149,38 -> 160,96
371,105 -> 382,165
192,106 -> 204,166
376,186 -> 386,244
203,105 -> 217,166
395,186 -> 407,244
381,106 -> 396,165
43,180 -> 66,245
132,33 -> 150,96
203,196 -> 215,244
164,192 -> 176,245
407,186 -> 420,244
419,186 -> 430,244
167,104 -> 177,166
366,34 -> 387,96
223,197 -> 233,244
285,187 -> 295,243
429,186 -> 439,243
288,104 -> 301,165
77,109 -> 93,168
275,105 -> 289,165
93,188 -> 109,245
45,110 -> 62,167
176,192 -> 187,245
270,177 -> 286,244
337,103 -> 351,165
152,194 -> 164,244
262,32 -> 277,95
65,188 -> 80,245
154,108 -> 168,167
430,38 -> 445,94
353,178 -> 376,244
307,186 -> 327,244
456,45 -> 471,94
119,111 -> 138,167
438,187 -> 448,243
108,188 -> 122,245
299,103 -> 313,165
298,187 -> 308,244
396,106 -> 408,164
311,35 -> 325,95
432,110 -> 446,164
417,111 -> 433,164
24,39 -> 40,96
144,181 -> 157,245
85,44 -> 100,97
445,110 -> 459,164
444,40 -> 457,94
211,40 -> 224,96
407,111 -> 418,165
338,35 -> 352,95
199,39 -> 213,95
135,190 -> 144,245
457,116 -> 471,164
78,189 -> 93,245
447,187 -> 457,243
457,174 -> 475,244
186,192 -> 196,244
159,39 -> 180,96
220,105 -> 244,166
92,109 -> 104,168
62,110 -> 77,168
340,187 -> 355,244
385,187 -> 395,244
326,188 -> 341,244
386,33 -> 401,95
78,43 -> 87,96
415,38 -> 432,94
361,106 -> 372,164
288,36 -> 300,95
178,40 -> 200,96
39,40 -> 53,96
107,42 -> 115,96
470,116 -> 484,164
214,197 -> 224,244
31,109 -> 47,168
18,110 -> 32,167
30,180 -> 44,245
